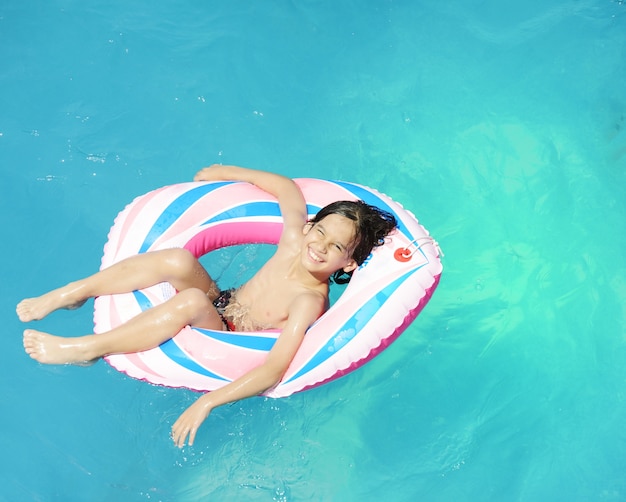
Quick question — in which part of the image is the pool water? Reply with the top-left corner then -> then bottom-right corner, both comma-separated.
1,0 -> 625,500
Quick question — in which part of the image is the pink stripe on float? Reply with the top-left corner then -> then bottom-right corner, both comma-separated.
184,222 -> 283,258
109,352 -> 167,380
110,187 -> 170,263
135,182 -> 282,253
175,329 -> 268,380
94,295 -> 120,334
143,183 -> 255,250
297,179 -> 359,207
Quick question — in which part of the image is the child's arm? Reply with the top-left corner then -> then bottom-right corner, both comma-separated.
170,290 -> 324,447
194,165 -> 308,235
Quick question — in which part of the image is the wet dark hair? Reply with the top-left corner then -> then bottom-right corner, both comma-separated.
309,200 -> 397,284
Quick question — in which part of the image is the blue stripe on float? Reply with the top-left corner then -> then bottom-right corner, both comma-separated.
201,201 -> 322,226
192,328 -> 278,351
139,182 -> 230,254
283,269 -> 417,384
133,290 -> 153,311
201,201 -> 281,225
306,203 -> 322,216
331,180 -> 410,238
159,338 -> 228,381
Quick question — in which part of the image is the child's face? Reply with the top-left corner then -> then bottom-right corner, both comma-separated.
302,214 -> 358,276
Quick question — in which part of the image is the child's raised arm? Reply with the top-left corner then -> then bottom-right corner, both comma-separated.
194,165 -> 307,234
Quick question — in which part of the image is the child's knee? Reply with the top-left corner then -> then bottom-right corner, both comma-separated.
177,287 -> 211,312
164,248 -> 199,274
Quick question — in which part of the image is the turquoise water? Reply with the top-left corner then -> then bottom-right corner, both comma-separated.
1,0 -> 625,500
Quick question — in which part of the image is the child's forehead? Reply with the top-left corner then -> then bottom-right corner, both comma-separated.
315,214 -> 357,239
315,213 -> 354,227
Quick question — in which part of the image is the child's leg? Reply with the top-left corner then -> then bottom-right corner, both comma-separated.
17,249 -> 219,322
23,287 -> 221,365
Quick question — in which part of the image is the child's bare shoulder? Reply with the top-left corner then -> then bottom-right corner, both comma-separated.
285,288 -> 327,325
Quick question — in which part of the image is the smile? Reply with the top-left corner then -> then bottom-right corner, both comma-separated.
307,247 -> 324,263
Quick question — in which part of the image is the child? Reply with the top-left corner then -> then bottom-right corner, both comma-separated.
17,165 -> 397,447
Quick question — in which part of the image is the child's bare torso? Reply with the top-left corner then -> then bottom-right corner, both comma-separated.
224,240 -> 328,331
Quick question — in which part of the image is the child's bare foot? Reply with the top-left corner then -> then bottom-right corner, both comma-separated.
23,329 -> 98,366
16,285 -> 87,322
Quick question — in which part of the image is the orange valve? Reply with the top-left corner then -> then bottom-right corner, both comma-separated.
394,247 -> 413,262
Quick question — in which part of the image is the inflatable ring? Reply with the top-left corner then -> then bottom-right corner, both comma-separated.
93,179 -> 442,397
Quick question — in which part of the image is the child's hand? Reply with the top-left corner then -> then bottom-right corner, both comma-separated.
171,395 -> 213,447
193,165 -> 222,182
